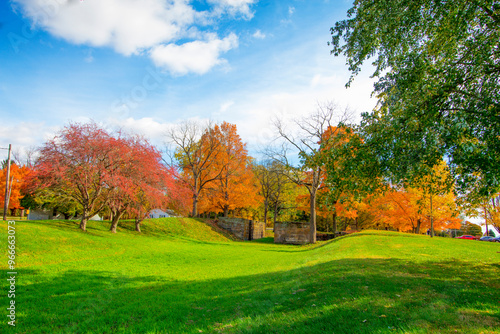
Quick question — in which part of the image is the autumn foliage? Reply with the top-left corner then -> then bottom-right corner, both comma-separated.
9,113 -> 476,241
171,121 -> 260,218
0,163 -> 32,214
198,122 -> 260,217
29,122 -> 182,231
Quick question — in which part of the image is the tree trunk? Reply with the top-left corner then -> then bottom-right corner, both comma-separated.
110,211 -> 124,233
332,212 -> 337,234
192,177 -> 199,217
223,206 -> 229,218
430,193 -> 434,238
192,192 -> 198,217
273,202 -> 278,232
110,220 -> 119,233
135,219 -> 142,233
484,205 -> 489,236
80,217 -> 88,231
263,198 -> 268,226
416,219 -> 421,234
309,190 -> 317,244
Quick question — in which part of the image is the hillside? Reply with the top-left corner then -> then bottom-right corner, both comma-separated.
1,219 -> 499,333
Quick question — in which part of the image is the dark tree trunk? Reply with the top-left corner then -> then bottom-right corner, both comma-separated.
309,190 -> 317,244
192,193 -> 198,217
332,212 -> 337,234
110,220 -> 119,233
223,206 -> 229,218
80,217 -> 88,231
110,211 -> 124,233
135,219 -> 142,233
263,198 -> 268,226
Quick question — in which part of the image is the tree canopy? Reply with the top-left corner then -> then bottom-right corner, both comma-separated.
330,0 -> 500,197
30,122 -> 177,231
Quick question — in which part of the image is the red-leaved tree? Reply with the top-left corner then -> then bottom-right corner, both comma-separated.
31,122 -> 183,232
32,122 -> 123,230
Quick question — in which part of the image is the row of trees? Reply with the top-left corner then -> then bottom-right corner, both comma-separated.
15,123 -> 187,232
4,107 -> 498,241
3,114 -> 497,240
163,103 -> 476,243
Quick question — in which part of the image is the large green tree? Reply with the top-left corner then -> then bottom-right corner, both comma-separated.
330,0 -> 500,197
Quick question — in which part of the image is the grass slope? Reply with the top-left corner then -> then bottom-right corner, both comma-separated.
1,219 -> 499,334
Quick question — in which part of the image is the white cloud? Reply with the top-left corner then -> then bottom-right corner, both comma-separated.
108,117 -> 171,144
83,49 -> 93,63
14,0 -> 198,55
149,33 -> 238,75
208,0 -> 256,19
311,74 -> 336,88
13,0 -> 247,74
210,71 -> 377,155
252,29 -> 266,39
107,116 -> 211,148
0,122 -> 60,163
280,6 -> 295,25
212,100 -> 235,117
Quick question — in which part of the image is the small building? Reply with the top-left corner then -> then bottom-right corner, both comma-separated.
149,209 -> 177,219
274,222 -> 311,245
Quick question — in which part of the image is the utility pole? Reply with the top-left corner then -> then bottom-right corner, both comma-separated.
3,144 -> 12,221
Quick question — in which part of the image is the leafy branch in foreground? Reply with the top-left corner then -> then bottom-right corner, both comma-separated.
331,0 -> 500,197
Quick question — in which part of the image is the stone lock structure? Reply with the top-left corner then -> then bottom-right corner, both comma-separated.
274,222 -> 311,245
216,217 -> 266,241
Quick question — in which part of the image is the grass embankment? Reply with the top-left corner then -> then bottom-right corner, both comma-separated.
1,218 -> 499,334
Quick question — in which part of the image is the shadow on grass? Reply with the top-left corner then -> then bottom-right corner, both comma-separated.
249,237 -> 275,244
8,258 -> 500,334
22,219 -> 110,237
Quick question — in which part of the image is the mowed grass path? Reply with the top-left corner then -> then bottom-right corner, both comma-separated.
1,218 -> 499,334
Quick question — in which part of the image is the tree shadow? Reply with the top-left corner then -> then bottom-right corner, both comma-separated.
21,219 -> 107,237
8,257 -> 500,334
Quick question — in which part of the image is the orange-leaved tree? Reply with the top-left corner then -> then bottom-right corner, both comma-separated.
198,122 -> 260,217
167,120 -> 225,217
366,185 -> 461,234
0,162 -> 32,215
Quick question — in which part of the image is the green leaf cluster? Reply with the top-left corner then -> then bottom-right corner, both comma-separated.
331,0 -> 500,197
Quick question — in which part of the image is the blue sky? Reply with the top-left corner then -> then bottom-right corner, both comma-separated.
0,0 -> 377,160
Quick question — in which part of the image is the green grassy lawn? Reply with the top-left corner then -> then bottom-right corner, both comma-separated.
1,218 -> 499,334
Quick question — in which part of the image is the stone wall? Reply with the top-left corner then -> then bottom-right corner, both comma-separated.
217,217 -> 265,241
274,222 -> 311,245
27,209 -> 51,220
251,219 -> 266,240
